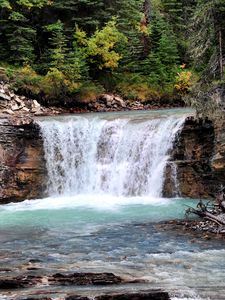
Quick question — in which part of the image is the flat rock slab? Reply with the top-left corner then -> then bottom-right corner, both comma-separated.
18,291 -> 170,300
50,272 -> 123,286
90,291 -> 169,300
0,272 -> 123,290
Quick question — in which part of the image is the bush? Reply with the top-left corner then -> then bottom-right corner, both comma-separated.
116,73 -> 161,102
11,66 -> 81,103
42,67 -> 67,99
174,69 -> 193,95
13,65 -> 42,95
76,82 -> 104,104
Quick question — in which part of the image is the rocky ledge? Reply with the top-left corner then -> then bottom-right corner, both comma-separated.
157,219 -> 225,239
164,117 -> 218,199
0,272 -> 170,300
0,272 -> 123,289
66,292 -> 169,300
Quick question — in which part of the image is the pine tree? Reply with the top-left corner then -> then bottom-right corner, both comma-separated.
190,0 -> 225,79
106,0 -> 146,72
140,10 -> 179,85
44,20 -> 68,70
0,0 -> 50,64
0,10 -> 36,64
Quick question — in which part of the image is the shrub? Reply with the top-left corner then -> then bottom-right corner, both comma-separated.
76,82 -> 104,104
174,70 -> 193,95
41,67 -> 67,99
13,65 -> 42,95
116,73 -> 161,102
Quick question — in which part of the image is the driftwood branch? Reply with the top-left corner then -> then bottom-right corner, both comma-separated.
185,194 -> 225,229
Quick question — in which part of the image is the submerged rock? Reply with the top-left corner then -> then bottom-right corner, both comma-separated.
16,292 -> 170,300
50,272 -> 123,286
66,292 -> 170,300
0,272 -> 124,290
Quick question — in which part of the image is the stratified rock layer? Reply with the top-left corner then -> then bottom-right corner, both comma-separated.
0,117 -> 46,203
164,117 -> 216,198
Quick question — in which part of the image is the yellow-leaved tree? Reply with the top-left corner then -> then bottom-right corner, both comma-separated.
75,18 -> 127,71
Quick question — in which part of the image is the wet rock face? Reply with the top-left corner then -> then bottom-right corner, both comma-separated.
0,117 -> 47,204
164,118 -> 216,199
211,119 -> 225,176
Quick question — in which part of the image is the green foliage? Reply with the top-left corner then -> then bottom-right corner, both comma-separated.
0,1 -> 12,9
42,68 -> 67,98
77,82 -> 104,103
174,69 -> 193,95
116,73 -> 161,102
13,65 -> 42,95
44,20 -> 68,69
75,18 -> 127,70
2,0 -> 218,104
189,0 -> 225,79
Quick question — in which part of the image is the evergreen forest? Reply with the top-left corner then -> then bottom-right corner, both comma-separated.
0,0 -> 225,105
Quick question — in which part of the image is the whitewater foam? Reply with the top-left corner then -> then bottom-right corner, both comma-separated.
2,194 -> 172,212
38,113 -> 186,198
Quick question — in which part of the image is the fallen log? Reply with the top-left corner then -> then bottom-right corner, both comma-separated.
185,198 -> 225,230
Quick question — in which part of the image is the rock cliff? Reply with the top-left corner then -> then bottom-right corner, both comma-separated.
0,117 -> 46,204
164,118 -> 216,198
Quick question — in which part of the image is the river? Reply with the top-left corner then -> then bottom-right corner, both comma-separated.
0,109 -> 225,299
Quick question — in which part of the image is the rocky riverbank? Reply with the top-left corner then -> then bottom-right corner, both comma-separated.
0,82 -> 183,117
157,218 -> 225,239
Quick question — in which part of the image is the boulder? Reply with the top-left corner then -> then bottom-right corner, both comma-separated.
2,109 -> 15,115
32,99 -> 41,109
114,96 -> 126,108
100,94 -> 114,106
0,92 -> 11,101
14,96 -> 26,108
100,94 -> 126,108
50,272 -> 123,286
11,102 -> 21,111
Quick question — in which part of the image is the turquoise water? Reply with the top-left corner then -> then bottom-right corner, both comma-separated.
0,196 -> 196,228
1,109 -> 225,300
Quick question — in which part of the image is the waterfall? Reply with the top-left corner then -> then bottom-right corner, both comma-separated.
170,162 -> 181,197
38,113 -> 185,198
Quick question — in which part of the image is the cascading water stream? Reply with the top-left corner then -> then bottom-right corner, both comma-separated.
38,114 -> 185,198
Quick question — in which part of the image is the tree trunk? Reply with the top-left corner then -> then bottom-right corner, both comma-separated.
219,29 -> 223,80
141,0 -> 151,57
